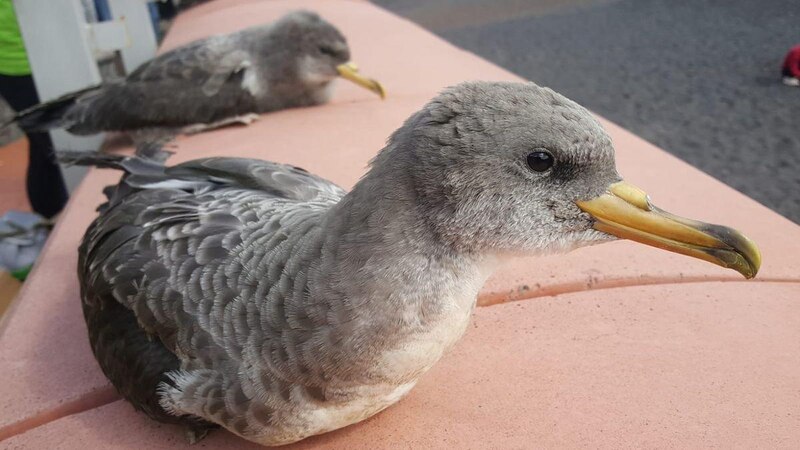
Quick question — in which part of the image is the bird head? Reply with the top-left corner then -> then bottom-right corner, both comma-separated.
271,10 -> 385,99
376,81 -> 760,278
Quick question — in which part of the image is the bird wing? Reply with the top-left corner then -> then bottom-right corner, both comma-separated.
127,34 -> 253,97
78,153 -> 346,373
165,157 -> 346,203
58,34 -> 260,133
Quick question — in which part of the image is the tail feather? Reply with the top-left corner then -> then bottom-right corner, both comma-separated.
135,140 -> 175,164
57,150 -> 128,170
9,85 -> 101,133
57,144 -> 173,211
57,142 -> 173,173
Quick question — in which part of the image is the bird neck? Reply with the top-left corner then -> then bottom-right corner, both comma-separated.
315,159 -> 499,322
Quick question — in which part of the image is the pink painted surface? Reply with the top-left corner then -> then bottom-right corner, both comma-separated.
158,0 -> 521,101
1,0 -> 798,447
6,282 -> 800,448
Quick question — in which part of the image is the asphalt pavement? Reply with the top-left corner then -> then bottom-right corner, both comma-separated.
374,0 -> 800,223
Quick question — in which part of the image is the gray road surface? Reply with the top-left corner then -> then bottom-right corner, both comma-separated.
375,0 -> 800,223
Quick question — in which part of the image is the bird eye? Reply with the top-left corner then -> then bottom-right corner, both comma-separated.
526,151 -> 554,172
318,45 -> 337,57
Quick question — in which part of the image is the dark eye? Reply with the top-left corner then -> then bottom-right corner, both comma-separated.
526,151 -> 554,172
319,45 -> 337,57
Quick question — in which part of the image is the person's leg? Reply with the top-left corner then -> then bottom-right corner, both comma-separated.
24,130 -> 68,218
0,74 -> 68,218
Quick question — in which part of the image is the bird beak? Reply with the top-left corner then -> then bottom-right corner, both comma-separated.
336,62 -> 386,99
576,181 -> 761,279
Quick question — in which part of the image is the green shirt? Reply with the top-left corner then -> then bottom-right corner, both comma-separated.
0,0 -> 31,75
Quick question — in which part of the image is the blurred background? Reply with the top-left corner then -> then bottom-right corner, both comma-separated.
375,0 -> 800,223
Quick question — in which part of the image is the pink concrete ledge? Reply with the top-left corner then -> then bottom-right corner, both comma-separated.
6,282 -> 799,448
1,0 -> 799,447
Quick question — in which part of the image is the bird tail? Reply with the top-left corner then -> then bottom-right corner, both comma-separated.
57,141 -> 174,172
56,141 -> 172,179
56,150 -> 130,170
5,85 -> 102,133
57,142 -> 175,211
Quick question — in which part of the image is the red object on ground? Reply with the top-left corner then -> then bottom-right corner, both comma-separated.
782,44 -> 800,78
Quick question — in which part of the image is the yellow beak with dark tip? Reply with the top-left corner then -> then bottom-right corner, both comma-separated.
336,62 -> 386,99
576,181 -> 761,279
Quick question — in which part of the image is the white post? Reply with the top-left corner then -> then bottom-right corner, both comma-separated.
13,0 -> 105,187
13,0 -> 102,110
107,0 -> 158,73
13,0 -> 159,190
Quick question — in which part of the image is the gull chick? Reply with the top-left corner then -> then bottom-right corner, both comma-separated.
9,10 -> 384,137
65,81 -> 760,446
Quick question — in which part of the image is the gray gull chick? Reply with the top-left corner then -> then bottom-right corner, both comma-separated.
9,10 -> 384,137
64,81 -> 760,446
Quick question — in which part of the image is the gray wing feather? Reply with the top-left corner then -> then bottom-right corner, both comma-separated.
201,51 -> 252,97
166,158 -> 345,202
129,35 -> 243,86
65,35 -> 258,133
82,156 -> 344,359
130,36 -> 252,98
79,155 -> 349,435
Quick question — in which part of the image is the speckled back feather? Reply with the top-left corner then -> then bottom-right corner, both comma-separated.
73,150 -> 347,440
